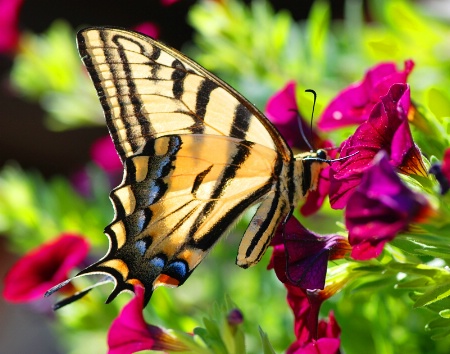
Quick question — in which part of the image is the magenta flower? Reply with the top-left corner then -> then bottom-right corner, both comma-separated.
3,234 -> 89,303
73,136 -> 123,196
133,22 -> 160,39
283,284 -> 341,354
442,148 -> 450,183
90,135 -> 123,173
265,81 -> 323,152
429,147 -> 450,194
268,217 -> 350,290
299,167 -> 331,216
329,83 -> 426,209
108,285 -> 188,354
0,0 -> 23,53
290,337 -> 341,354
319,60 -> 414,130
160,0 -> 181,6
345,151 -> 431,260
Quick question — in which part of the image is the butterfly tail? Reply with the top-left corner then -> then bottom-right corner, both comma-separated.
45,260 -> 154,309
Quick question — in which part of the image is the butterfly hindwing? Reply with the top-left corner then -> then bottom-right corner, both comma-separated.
77,134 -> 285,304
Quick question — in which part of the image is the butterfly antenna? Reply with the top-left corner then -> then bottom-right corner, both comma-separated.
305,89 -> 317,151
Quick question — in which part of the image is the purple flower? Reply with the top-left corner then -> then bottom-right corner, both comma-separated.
3,234 -> 89,302
227,308 -> 244,326
268,217 -> 350,290
0,0 -> 23,53
133,22 -> 160,39
345,151 -> 431,260
329,83 -> 427,209
108,285 -> 188,354
319,60 -> 414,130
429,147 -> 450,194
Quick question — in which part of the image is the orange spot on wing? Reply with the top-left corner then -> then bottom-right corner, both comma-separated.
153,274 -> 180,288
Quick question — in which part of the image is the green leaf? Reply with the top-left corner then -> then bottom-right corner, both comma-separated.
414,282 -> 450,308
439,310 -> 450,319
258,327 -> 276,354
395,277 -> 434,290
388,262 -> 446,279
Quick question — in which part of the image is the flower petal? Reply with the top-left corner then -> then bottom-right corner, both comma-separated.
319,60 -> 414,130
270,218 -> 349,290
345,151 -> 430,260
265,81 -> 322,151
134,22 -> 160,39
291,338 -> 341,354
329,83 -> 424,208
430,148 -> 450,194
0,0 -> 23,53
3,234 -> 89,302
108,285 -> 187,354
90,135 -> 123,173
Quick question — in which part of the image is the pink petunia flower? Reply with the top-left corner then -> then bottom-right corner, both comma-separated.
90,135 -> 123,174
72,135 -> 123,197
318,60 -> 414,130
329,83 -> 426,209
0,0 -> 23,53
268,217 -> 350,290
108,285 -> 188,354
266,81 -> 323,152
345,151 -> 431,260
160,0 -> 181,6
133,22 -> 160,39
3,234 -> 89,302
442,148 -> 450,183
283,284 -> 341,354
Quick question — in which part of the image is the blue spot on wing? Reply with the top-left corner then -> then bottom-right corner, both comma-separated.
135,240 -> 147,255
165,261 -> 188,281
149,257 -> 166,270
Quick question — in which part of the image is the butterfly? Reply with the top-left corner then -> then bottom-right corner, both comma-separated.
46,27 -> 330,307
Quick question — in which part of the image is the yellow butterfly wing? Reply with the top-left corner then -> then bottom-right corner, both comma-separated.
77,27 -> 291,161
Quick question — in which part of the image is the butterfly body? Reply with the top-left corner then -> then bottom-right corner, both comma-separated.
48,27 -> 328,306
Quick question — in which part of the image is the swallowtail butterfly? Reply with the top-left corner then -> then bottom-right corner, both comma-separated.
47,27 -> 329,307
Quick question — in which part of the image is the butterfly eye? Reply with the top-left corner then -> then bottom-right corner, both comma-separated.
316,149 -> 327,160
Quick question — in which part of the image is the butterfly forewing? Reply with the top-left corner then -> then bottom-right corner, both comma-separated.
77,27 -> 292,162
